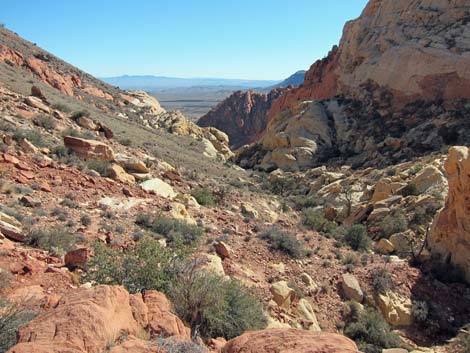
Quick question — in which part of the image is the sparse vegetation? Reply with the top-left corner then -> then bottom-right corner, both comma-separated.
259,226 -> 304,258
169,260 -> 266,340
302,208 -> 336,234
402,183 -> 420,197
136,213 -> 203,247
377,211 -> 408,239
191,188 -> 216,206
371,268 -> 393,294
0,298 -> 36,353
35,115 -> 56,130
267,176 -> 295,195
344,224 -> 371,251
27,227 -> 77,256
344,303 -> 403,353
51,103 -> 71,113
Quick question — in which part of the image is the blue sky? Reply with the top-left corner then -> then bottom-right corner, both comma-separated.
1,0 -> 368,80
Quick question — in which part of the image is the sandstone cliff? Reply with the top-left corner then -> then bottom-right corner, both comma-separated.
269,0 -> 470,119
198,89 -> 287,149
234,0 -> 470,171
430,146 -> 470,283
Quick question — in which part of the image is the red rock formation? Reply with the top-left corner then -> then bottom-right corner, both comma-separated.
222,328 -> 361,353
0,44 -> 24,66
8,285 -> 190,353
268,0 -> 470,120
198,89 -> 288,149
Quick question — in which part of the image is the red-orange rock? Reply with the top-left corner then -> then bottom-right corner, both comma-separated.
143,290 -> 191,339
64,136 -> 115,161
222,329 -> 361,353
64,248 -> 91,269
0,44 -> 24,66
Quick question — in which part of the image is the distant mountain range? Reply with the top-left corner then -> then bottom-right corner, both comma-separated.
268,70 -> 306,89
101,75 -> 281,91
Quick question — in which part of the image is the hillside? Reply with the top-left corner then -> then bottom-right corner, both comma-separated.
1,1 -> 470,353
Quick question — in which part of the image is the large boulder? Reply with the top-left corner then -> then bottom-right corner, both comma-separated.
139,178 -> 177,199
64,136 -> 115,161
8,285 -> 190,353
106,164 -> 135,184
341,274 -> 363,302
270,281 -> 295,309
376,291 -> 413,327
222,329 -> 361,353
430,146 -> 470,282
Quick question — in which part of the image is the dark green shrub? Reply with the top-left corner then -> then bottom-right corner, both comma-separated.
12,128 -> 46,147
155,338 -> 205,353
136,213 -> 203,247
402,183 -> 420,197
344,225 -> 371,251
191,188 -> 216,206
71,110 -> 90,120
85,159 -> 111,176
0,298 -> 36,352
259,227 -> 304,258
344,305 -> 402,353
302,208 -> 336,234
290,195 -> 321,210
377,212 -> 408,238
35,115 -> 56,130
169,261 -> 266,340
85,237 -> 178,294
61,197 -> 79,209
80,214 -> 92,226
51,103 -> 71,113
268,177 -> 295,195
27,227 -> 77,256
372,268 -> 393,294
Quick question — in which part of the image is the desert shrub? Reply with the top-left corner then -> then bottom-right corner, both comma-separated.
342,252 -> 360,268
80,214 -> 92,226
27,227 -> 77,256
268,177 -> 295,195
344,304 -> 402,353
51,145 -> 69,158
191,188 -> 216,206
85,159 -> 110,176
61,197 -> 79,209
259,227 -> 304,258
136,213 -> 203,247
302,208 -> 336,234
409,164 -> 423,176
344,225 -> 371,251
119,138 -> 133,146
12,128 -> 46,147
377,211 -> 408,239
372,268 -> 393,294
35,115 -> 56,130
402,183 -> 420,197
412,300 -> 429,324
290,195 -> 321,210
85,237 -> 179,294
0,298 -> 36,353
155,338 -> 205,353
51,103 -> 71,113
71,110 -> 90,120
169,261 -> 266,340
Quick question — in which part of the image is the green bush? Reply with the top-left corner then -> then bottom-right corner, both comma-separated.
85,237 -> 178,294
290,195 -> 321,210
71,110 -> 90,120
85,159 -> 111,176
344,225 -> 371,251
35,115 -> 56,130
259,227 -> 304,258
191,188 -> 216,206
268,177 -> 295,195
12,128 -> 47,147
0,298 -> 36,353
51,103 -> 71,113
344,305 -> 402,353
302,208 -> 336,234
80,214 -> 92,226
136,213 -> 203,247
378,212 -> 408,238
169,261 -> 266,340
402,183 -> 420,197
27,227 -> 77,256
155,338 -> 205,353
372,268 -> 393,294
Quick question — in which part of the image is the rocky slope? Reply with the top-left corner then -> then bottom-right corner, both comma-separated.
0,27 -> 232,160
230,0 -> 470,171
198,88 -> 289,149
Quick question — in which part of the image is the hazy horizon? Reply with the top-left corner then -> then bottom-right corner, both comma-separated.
1,0 -> 368,80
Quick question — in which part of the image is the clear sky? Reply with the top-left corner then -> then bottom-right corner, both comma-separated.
1,0 -> 368,80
